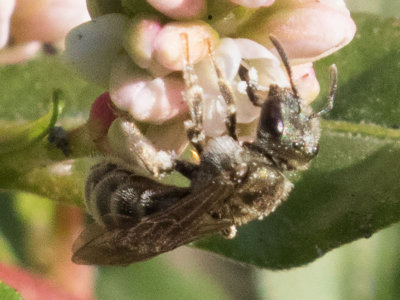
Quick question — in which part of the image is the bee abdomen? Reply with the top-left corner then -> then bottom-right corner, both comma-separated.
85,161 -> 190,228
85,162 -> 139,227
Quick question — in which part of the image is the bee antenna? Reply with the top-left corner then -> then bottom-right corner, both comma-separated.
269,35 -> 300,101
309,64 -> 338,119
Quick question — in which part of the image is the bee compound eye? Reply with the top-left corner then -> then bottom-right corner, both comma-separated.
260,97 -> 284,138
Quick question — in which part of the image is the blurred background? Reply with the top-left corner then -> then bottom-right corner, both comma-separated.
0,0 -> 400,299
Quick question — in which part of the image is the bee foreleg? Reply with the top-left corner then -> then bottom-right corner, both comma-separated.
238,64 -> 265,107
207,39 -> 238,141
174,159 -> 200,179
181,33 -> 205,155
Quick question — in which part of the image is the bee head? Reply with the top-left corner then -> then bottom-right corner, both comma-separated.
255,85 -> 321,170
252,36 -> 337,170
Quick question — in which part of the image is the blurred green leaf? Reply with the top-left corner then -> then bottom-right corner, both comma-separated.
0,193 -> 27,264
0,281 -> 23,300
0,90 -> 62,155
348,0 -> 400,18
0,54 -> 102,202
0,55 -> 102,121
0,233 -> 18,266
259,223 -> 400,300
196,14 -> 400,268
96,256 -> 228,300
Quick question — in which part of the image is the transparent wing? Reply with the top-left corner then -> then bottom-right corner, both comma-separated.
72,183 -> 234,265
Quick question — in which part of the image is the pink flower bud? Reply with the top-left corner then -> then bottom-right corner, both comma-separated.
239,0 -> 356,62
153,21 -> 219,71
147,0 -> 206,20
11,0 -> 90,43
0,41 -> 41,65
291,62 -> 320,104
88,92 -> 117,142
123,16 -> 170,77
109,53 -> 188,124
274,0 -> 350,14
9,0 -> 49,19
230,0 -> 275,9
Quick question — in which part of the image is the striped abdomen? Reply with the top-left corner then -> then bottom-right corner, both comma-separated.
85,161 -> 190,228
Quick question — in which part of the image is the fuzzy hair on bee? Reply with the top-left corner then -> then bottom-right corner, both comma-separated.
72,35 -> 338,266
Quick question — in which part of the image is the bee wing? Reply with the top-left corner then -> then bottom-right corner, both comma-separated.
72,183 -> 234,265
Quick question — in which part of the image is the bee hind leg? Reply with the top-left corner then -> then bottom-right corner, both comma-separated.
220,225 -> 237,239
109,119 -> 176,178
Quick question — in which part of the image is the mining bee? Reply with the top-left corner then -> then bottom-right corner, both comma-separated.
72,35 -> 338,265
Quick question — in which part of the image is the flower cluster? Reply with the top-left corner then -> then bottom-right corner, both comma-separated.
64,0 -> 356,155
0,0 -> 90,64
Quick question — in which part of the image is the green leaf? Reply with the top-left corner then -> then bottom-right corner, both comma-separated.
121,0 -> 159,16
0,54 -> 102,202
0,282 -> 23,300
96,256 -> 229,300
0,55 -> 102,121
86,0 -> 125,18
258,223 -> 400,299
0,90 -> 62,155
0,193 -> 26,264
196,14 -> 400,268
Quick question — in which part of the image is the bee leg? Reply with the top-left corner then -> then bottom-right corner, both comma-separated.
238,64 -> 265,107
175,159 -> 199,179
111,119 -> 176,177
220,225 -> 237,239
207,39 -> 238,141
181,33 -> 206,155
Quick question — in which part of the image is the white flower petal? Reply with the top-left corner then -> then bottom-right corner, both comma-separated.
146,0 -> 206,20
292,62 -> 320,103
63,13 -> 129,87
0,41 -> 41,65
234,38 -> 278,61
0,0 -> 15,49
233,38 -> 289,88
202,95 -> 228,137
11,0 -> 90,43
214,38 -> 243,81
230,0 -> 275,8
197,38 -> 290,136
235,90 -> 260,123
